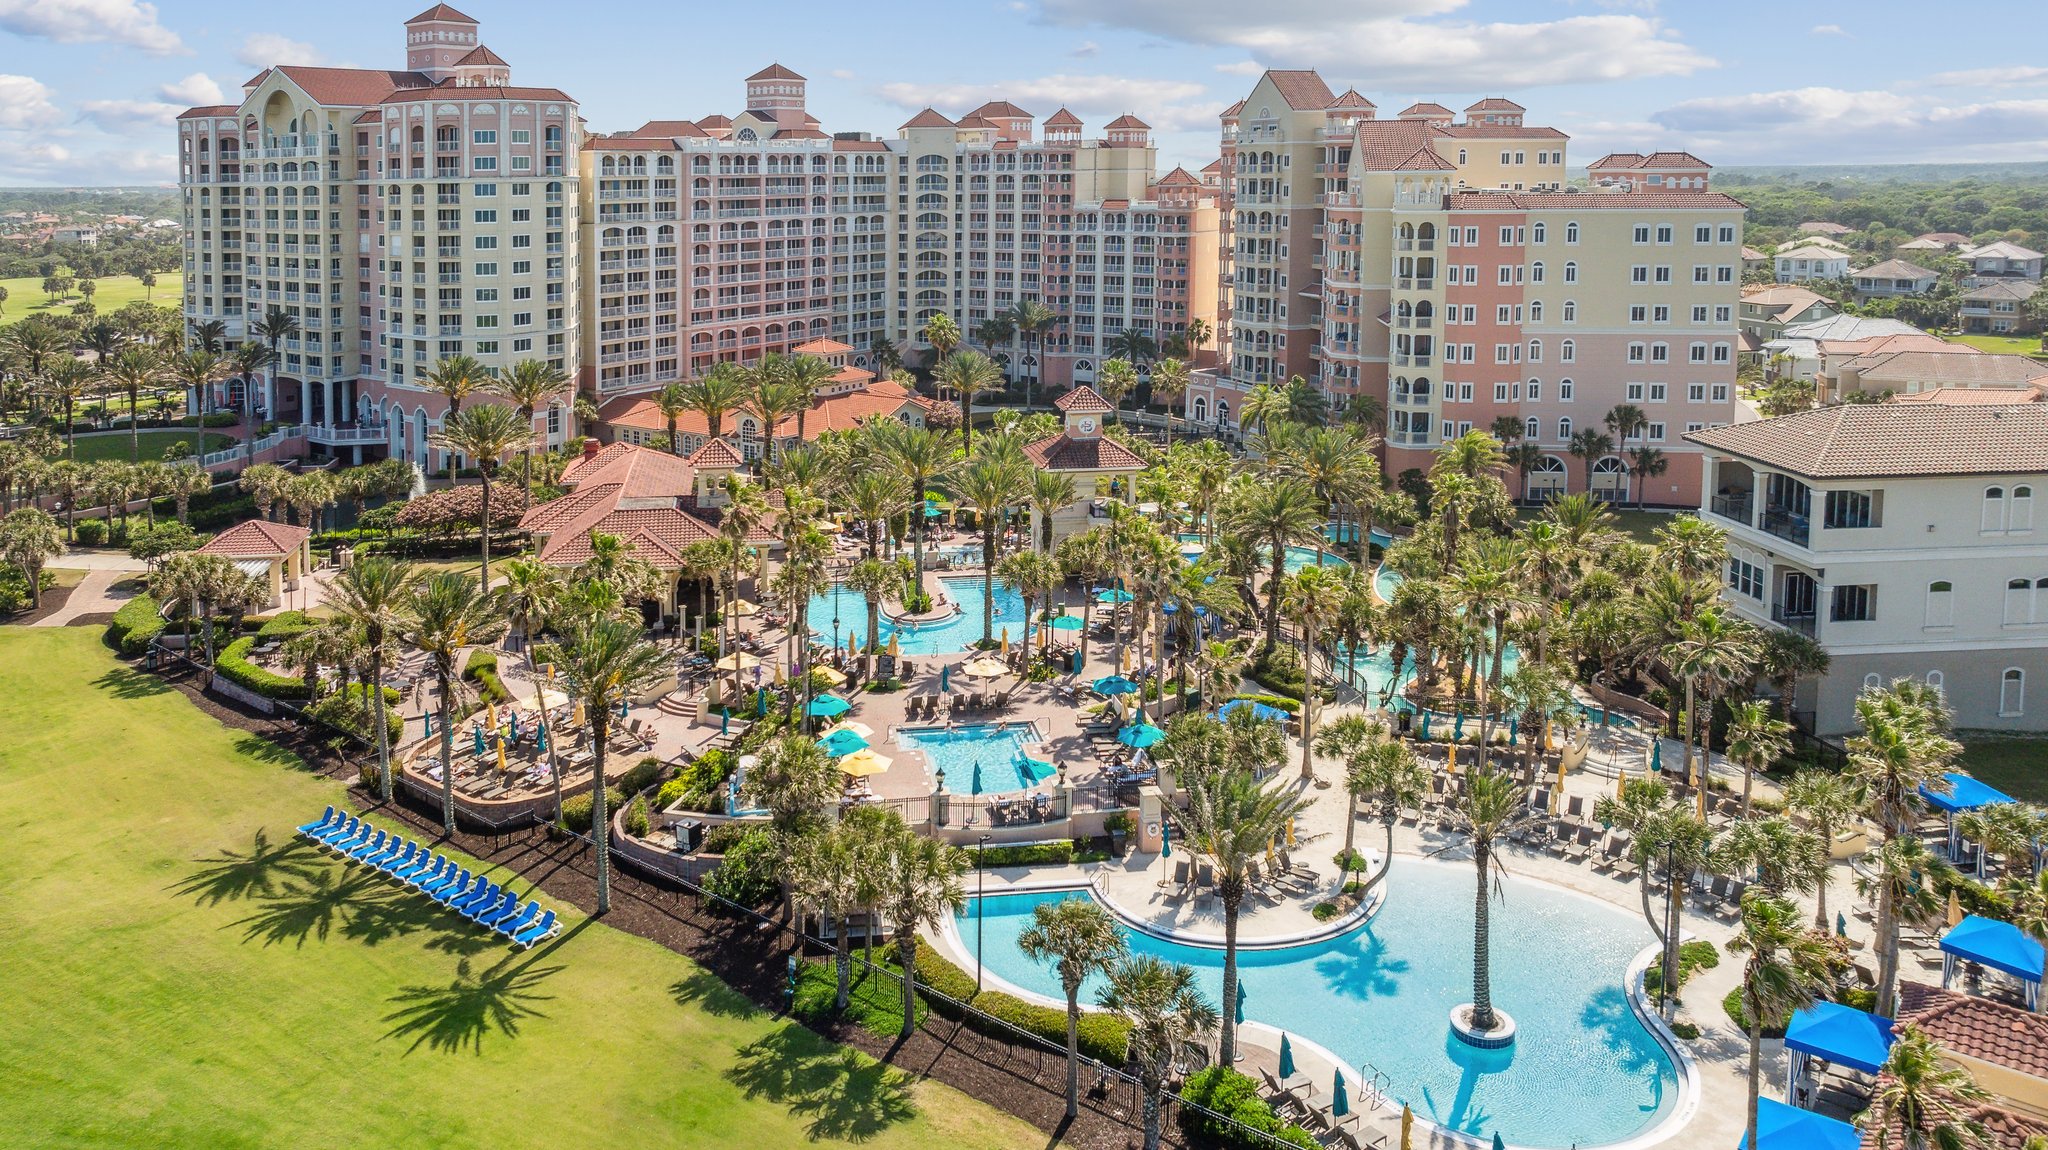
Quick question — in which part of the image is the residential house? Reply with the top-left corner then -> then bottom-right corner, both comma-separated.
1964,241 -> 2045,285
1797,221 -> 1854,236
1961,281 -> 2041,335
1741,245 -> 1770,276
1688,401 -> 2048,735
1819,348 -> 2048,402
1738,284 -> 1836,358
1898,231 -> 1972,252
1850,258 -> 1939,299
1775,244 -> 1853,283
1763,314 -> 1927,381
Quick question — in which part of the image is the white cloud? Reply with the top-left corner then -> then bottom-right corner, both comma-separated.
79,98 -> 181,130
0,0 -> 183,54
876,74 -> 1222,132
235,31 -> 322,68
1034,0 -> 1711,88
1214,60 -> 1265,76
829,69 -> 857,81
1922,65 -> 2048,89
0,140 -> 175,185
0,74 -> 63,130
1809,23 -> 1848,36
1649,86 -> 2048,163
1070,40 -> 1099,58
158,72 -> 223,106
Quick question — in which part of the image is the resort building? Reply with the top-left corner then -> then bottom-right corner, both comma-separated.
1688,402 -> 2048,735
175,4 -> 582,469
1023,385 -> 1147,543
1184,70 -> 1744,505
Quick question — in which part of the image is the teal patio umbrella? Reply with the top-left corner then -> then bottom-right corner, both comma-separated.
1097,588 -> 1134,605
940,664 -> 950,692
1277,1033 -> 1295,1079
472,724 -> 486,758
971,759 -> 983,795
618,698 -> 630,719
1093,674 -> 1139,696
535,723 -> 548,753
1118,722 -> 1166,749
422,712 -> 434,737
1051,614 -> 1085,633
1234,979 -> 1246,1024
1331,1071 -> 1349,1118
756,687 -> 768,717
808,693 -> 852,718
1651,739 -> 1663,773
818,728 -> 869,756
1161,821 -> 1171,858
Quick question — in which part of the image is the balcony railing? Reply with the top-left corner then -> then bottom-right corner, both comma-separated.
1770,607 -> 1816,638
1709,492 -> 1753,524
1760,509 -> 1811,547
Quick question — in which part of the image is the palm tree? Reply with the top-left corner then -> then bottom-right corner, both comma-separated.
1149,357 -> 1191,445
1224,478 -> 1323,656
1451,770 -> 1530,1034
1108,327 -> 1158,368
876,421 -> 959,590
1017,897 -> 1128,1119
248,306 -> 299,465
950,445 -> 1030,644
1097,956 -> 1218,1150
1716,816 -> 1828,901
150,551 -> 264,667
881,828 -> 969,1037
1594,778 -> 1715,1016
1317,715 -> 1425,889
1759,628 -> 1830,724
435,407 -> 533,594
1567,428 -> 1615,497
747,374 -> 804,469
1729,894 -> 1834,1150
405,572 -> 509,833
0,508 -> 65,610
491,358 -> 570,494
937,349 -> 1001,452
1860,834 -> 1954,1019
417,354 -> 487,478
920,312 -> 960,376
496,557 -> 562,670
973,314 -> 1016,362
100,346 -> 162,463
651,380 -> 692,456
1668,607 -> 1761,815
1095,358 -> 1137,422
1783,769 -> 1863,929
1850,681 -> 1962,841
743,734 -> 844,924
1627,447 -> 1669,510
1008,299 -> 1058,408
792,824 -> 867,1009
783,353 -> 837,445
325,558 -> 418,801
1726,700 -> 1792,817
1858,1024 -> 1993,1150
843,557 -> 901,680
1280,565 -> 1344,777
41,356 -> 95,460
165,463 -> 211,525
1029,469 -> 1077,554
552,611 -> 669,911
1603,403 -> 1647,499
1177,766 -> 1314,1064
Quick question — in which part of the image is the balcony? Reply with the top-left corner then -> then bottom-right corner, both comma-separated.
305,422 -> 389,446
1760,509 -> 1811,548
1709,492 -> 1753,525
1769,606 -> 1816,638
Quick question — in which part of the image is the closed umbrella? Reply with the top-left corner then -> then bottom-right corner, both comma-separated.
940,664 -> 951,692
756,687 -> 768,717
494,736 -> 508,774
486,700 -> 498,731
618,698 -> 630,719
1949,889 -> 1965,928
1277,1032 -> 1295,1079
572,700 -> 586,727
1492,1136 -> 1505,1150
1331,1072 -> 1350,1119
971,759 -> 983,795
1234,979 -> 1246,1025
472,724 -> 487,758
889,633 -> 901,656
808,693 -> 852,718
1161,821 -> 1171,858
422,712 -> 434,737
535,723 -> 548,753
720,708 -> 729,735
1000,628 -> 1009,656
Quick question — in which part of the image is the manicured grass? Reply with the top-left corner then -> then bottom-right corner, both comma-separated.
53,429 -> 234,464
1517,506 -> 1675,543
1948,333 -> 2047,357
0,272 -> 182,327
1959,739 -> 2048,804
0,629 -> 1039,1150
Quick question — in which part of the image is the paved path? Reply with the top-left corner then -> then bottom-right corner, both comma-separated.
33,568 -> 139,627
47,547 -> 148,572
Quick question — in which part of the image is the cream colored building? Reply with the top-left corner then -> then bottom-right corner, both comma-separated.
1690,402 -> 2048,735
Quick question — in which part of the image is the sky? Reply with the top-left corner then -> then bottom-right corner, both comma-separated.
4,0 -> 2048,186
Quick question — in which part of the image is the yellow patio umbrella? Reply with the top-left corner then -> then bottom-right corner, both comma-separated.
824,719 -> 874,739
772,664 -> 786,686
962,656 -> 1009,679
1285,817 -> 1296,847
1000,627 -> 1009,656
486,699 -> 499,731
1554,759 -> 1568,810
1947,889 -> 1964,928
848,633 -> 860,656
1446,741 -> 1458,775
888,632 -> 901,656
1400,1105 -> 1413,1150
1615,766 -> 1626,800
815,666 -> 847,688
571,700 -> 586,727
494,736 -> 508,774
714,651 -> 762,672
838,749 -> 892,777
1121,646 -> 1133,671
729,598 -> 762,617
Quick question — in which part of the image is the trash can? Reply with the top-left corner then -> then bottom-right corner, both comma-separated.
673,818 -> 704,853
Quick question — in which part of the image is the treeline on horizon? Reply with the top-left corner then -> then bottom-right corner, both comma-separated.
1703,165 -> 2048,251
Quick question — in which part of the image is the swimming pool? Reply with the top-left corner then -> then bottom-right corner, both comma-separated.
958,859 -> 1681,1148
808,575 -> 1027,656
1178,534 -> 1351,574
904,723 -> 1049,794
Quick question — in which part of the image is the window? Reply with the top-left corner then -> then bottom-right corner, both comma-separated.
1693,305 -> 1710,324
1689,383 -> 1707,402
474,315 -> 499,329
1528,339 -> 1542,362
1927,670 -> 1945,697
473,209 -> 497,223
473,288 -> 499,302
1718,225 -> 1736,243
1464,227 -> 1479,245
1559,379 -> 1574,401
1532,222 -> 1546,243
1823,490 -> 1875,529
1565,222 -> 1579,243
1694,265 -> 1712,284
2002,668 -> 2026,717
1497,265 -> 1514,285
1560,339 -> 1575,363
1654,266 -> 1672,284
474,261 -> 497,275
1713,344 -> 1732,363
1497,305 -> 1514,324
1631,265 -> 1648,284
1715,305 -> 1732,323
1984,487 -> 2010,533
473,235 -> 498,250
1711,383 -> 1728,402
1695,225 -> 1713,243
1531,261 -> 1544,284
1561,300 -> 1576,323
511,234 -> 531,248
1690,344 -> 1708,364
1728,558 -> 1764,600
473,156 -> 498,171
1627,344 -> 1646,364
473,182 -> 496,196
1654,305 -> 1671,323
510,129 -> 531,144
1830,584 -> 1875,622
1559,416 -> 1573,438
2016,485 -> 2036,531
512,311 -> 532,327
1627,382 -> 1646,401
1648,383 -> 1667,402
1656,224 -> 1674,244
1647,421 -> 1665,441
473,130 -> 497,144
1495,382 -> 1511,402
1564,262 -> 1578,283
1525,416 -> 1540,438
1529,301 -> 1543,322
1651,343 -> 1669,363
1500,226 -> 1515,245
1526,379 -> 1541,400
1633,225 -> 1650,244
1925,581 -> 1953,628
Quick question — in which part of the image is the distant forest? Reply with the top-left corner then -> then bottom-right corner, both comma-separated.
1712,165 -> 2048,252
0,187 -> 180,219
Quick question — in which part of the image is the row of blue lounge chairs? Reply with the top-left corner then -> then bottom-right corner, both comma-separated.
295,807 -> 560,949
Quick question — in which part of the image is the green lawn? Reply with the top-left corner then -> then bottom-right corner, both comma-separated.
0,629 -> 1038,1150
1947,333 -> 2047,357
1959,739 -> 2048,804
56,429 -> 234,464
1517,506 -> 1676,543
0,272 -> 182,327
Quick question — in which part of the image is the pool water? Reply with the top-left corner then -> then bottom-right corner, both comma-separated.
959,858 -> 1679,1148
1178,534 -> 1350,574
808,575 -> 1027,657
904,723 -> 1049,794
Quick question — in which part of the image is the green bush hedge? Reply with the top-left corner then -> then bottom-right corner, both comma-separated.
256,611 -> 316,639
614,755 -> 671,800
73,518 -> 109,546
1225,692 -> 1302,715
558,787 -> 625,835
462,649 -> 510,706
701,822 -> 757,855
973,841 -> 1076,868
658,748 -> 738,812
214,636 -> 312,701
306,683 -> 404,746
910,944 -> 1128,1065
702,827 -> 779,905
107,594 -> 166,655
1178,1066 -> 1318,1149
1723,986 -> 1790,1038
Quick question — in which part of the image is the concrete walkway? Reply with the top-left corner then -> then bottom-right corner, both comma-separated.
32,568 -> 140,627
47,547 -> 148,572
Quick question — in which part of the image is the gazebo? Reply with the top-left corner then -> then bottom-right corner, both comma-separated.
1783,1000 -> 1896,1106
1919,771 -> 2016,866
195,519 -> 313,610
1941,914 -> 2046,1010
1736,1098 -> 1859,1150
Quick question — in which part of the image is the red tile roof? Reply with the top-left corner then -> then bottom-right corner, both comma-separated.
1350,120 -> 1443,170
1686,401 -> 2048,478
1447,191 -> 1746,211
1025,433 -> 1147,472
1104,114 -> 1151,130
1045,108 -> 1083,127
1465,97 -> 1525,113
1265,70 -> 1335,111
792,337 -> 854,356
263,66 -> 431,106
699,115 -> 733,128
1899,981 -> 2048,1077
178,105 -> 239,120
901,108 -> 956,129
1398,102 -> 1455,118
455,45 -> 508,66
686,438 -> 745,469
521,442 -> 778,566
970,100 -> 1033,120
957,115 -> 998,131
1329,89 -> 1375,110
197,518 -> 309,559
1053,385 -> 1113,414
408,3 -> 476,22
748,64 -> 805,81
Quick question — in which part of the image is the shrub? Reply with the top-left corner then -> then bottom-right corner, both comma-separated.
973,841 -> 1074,868
1313,902 -> 1339,922
1723,986 -> 1790,1038
1225,692 -> 1302,715
790,958 -> 927,1037
0,564 -> 32,615
558,787 -> 625,835
658,748 -> 737,812
257,610 -> 316,639
1647,940 -> 1722,999
1179,1066 -> 1319,1150
128,521 -> 203,566
615,755 -> 670,799
462,648 -> 510,706
107,594 -> 166,655
1670,1021 -> 1701,1040
214,636 -> 311,701
700,821 -> 758,855
625,795 -> 651,838
73,518 -> 108,546
179,412 -> 239,428
701,827 -> 779,904
910,944 -> 1128,1065
306,683 -> 404,746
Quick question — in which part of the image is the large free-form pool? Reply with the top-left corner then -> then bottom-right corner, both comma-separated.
808,575 -> 1027,657
957,858 -> 1681,1149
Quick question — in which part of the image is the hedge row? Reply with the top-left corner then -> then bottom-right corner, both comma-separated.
107,594 -> 166,656
214,636 -> 312,701
463,649 -> 511,706
256,610 -> 316,639
1179,1066 -> 1319,1149
306,683 -> 404,746
973,841 -> 1076,868
910,943 -> 1129,1065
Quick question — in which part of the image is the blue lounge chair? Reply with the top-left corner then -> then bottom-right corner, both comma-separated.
297,806 -> 338,836
481,897 -> 530,932
451,881 -> 499,915
496,902 -> 541,937
368,839 -> 412,872
394,853 -> 441,885
313,815 -> 363,849
343,829 -> 389,863
434,874 -> 479,907
511,910 -> 558,949
422,868 -> 468,901
469,890 -> 517,926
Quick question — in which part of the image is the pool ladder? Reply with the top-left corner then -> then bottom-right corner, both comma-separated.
1356,1061 -> 1392,1111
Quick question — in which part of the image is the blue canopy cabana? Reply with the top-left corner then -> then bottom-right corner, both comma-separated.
1784,1001 -> 1896,1103
1942,914 -> 2046,1010
1219,699 -> 1289,722
1737,1098 -> 1859,1150
1921,772 -> 2016,867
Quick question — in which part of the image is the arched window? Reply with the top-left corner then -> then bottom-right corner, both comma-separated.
1562,262 -> 1578,284
1528,301 -> 1543,322
1528,339 -> 1542,363
1193,397 -> 1207,423
1926,670 -> 1945,698
1558,416 -> 1572,439
1560,339 -> 1575,363
1565,221 -> 1580,244
1531,261 -> 1544,284
2006,577 -> 2033,626
1531,221 -> 1546,244
2002,668 -> 2026,717
1863,673 -> 1883,690
1985,486 -> 2009,533
1926,581 -> 1953,628
1562,300 -> 1577,324
1524,416 -> 1539,439
2016,485 -> 2035,531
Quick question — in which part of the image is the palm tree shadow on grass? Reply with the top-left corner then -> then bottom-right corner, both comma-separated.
230,731 -> 313,772
725,1026 -> 920,1142
381,953 -> 563,1055
171,828 -> 325,907
91,666 -> 172,700
229,867 -> 497,956
672,970 -> 765,1019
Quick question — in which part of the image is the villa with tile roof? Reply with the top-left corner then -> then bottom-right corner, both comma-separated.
1961,280 -> 2042,335
1850,258 -> 1940,299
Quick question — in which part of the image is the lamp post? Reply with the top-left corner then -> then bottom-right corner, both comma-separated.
976,832 -> 991,992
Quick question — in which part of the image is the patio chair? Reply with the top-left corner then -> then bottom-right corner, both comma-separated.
1563,795 -> 1588,825
298,806 -> 339,836
371,840 -> 416,874
394,852 -> 442,886
420,867 -> 468,901
311,814 -> 362,849
513,909 -> 560,949
1196,861 -> 1217,891
430,872 -> 476,907
454,881 -> 503,917
344,829 -> 390,864
496,902 -> 543,938
1157,859 -> 1191,889
469,890 -> 519,926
